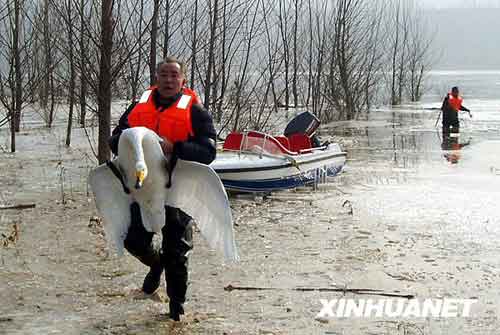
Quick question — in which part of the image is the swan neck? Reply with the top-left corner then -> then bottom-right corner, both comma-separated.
128,129 -> 146,168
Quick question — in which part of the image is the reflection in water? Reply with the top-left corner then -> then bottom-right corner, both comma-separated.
441,132 -> 471,164
327,102 -> 500,186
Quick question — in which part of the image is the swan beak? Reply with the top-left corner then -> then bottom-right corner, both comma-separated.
135,170 -> 146,189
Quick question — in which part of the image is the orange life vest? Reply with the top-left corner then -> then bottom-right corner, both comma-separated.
448,93 -> 463,112
127,87 -> 197,143
182,87 -> 202,105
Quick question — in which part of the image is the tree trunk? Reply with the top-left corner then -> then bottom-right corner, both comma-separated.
278,0 -> 289,110
40,0 -> 50,109
149,0 -> 160,85
13,0 -> 22,133
292,0 -> 300,108
204,0 -> 219,110
97,0 -> 114,163
79,0 -> 87,128
66,0 -> 76,147
129,0 -> 145,100
163,0 -> 170,58
390,1 -> 400,106
189,0 -> 198,89
306,0 -> 313,107
215,0 -> 228,123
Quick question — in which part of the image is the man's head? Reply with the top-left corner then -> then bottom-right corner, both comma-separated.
156,56 -> 187,98
451,86 -> 459,97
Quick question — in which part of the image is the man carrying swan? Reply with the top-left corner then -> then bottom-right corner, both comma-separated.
108,56 -> 217,321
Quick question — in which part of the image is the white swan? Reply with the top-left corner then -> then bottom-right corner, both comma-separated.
88,127 -> 239,262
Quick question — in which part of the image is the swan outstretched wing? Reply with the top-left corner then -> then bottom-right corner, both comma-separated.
166,160 -> 239,262
89,127 -> 238,262
88,161 -> 131,255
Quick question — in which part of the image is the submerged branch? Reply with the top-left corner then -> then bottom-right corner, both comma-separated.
224,284 -> 415,299
0,204 -> 36,210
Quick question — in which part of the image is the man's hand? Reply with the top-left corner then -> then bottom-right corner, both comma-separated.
160,137 -> 174,154
468,111 -> 473,118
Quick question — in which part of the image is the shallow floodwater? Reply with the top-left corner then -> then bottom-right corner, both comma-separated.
1,94 -> 500,334
320,100 -> 500,333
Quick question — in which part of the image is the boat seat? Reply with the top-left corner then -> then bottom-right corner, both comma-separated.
246,131 -> 265,138
246,131 -> 293,155
223,132 -> 243,150
288,133 -> 312,152
275,136 -> 290,150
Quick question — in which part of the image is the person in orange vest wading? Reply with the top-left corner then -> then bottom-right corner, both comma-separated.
441,86 -> 472,136
108,56 -> 217,321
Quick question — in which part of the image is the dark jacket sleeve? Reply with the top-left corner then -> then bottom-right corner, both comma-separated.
460,105 -> 470,112
441,96 -> 449,111
173,103 -> 217,165
108,101 -> 137,155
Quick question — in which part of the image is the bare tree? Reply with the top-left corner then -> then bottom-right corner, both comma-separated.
387,0 -> 401,105
261,0 -> 282,114
78,0 -> 89,127
0,0 -> 37,151
0,0 -> 439,156
386,0 -> 411,106
214,0 -> 248,123
230,0 -> 260,131
396,2 -> 410,105
305,0 -> 314,107
161,0 -> 185,58
96,0 -> 114,163
122,0 -> 148,100
383,0 -> 435,105
65,0 -> 76,147
309,0 -> 330,119
13,0 -> 22,134
74,0 -> 156,162
149,0 -> 160,85
277,0 -> 291,110
51,0 -> 77,146
406,4 -> 434,101
203,0 -> 219,110
162,0 -> 171,57
40,0 -> 54,121
362,0 -> 385,111
189,0 -> 199,88
30,0 -> 68,128
292,0 -> 303,108
332,0 -> 363,120
45,0 -> 81,144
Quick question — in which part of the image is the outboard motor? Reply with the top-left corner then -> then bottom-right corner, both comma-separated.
284,112 -> 322,148
284,111 -> 320,137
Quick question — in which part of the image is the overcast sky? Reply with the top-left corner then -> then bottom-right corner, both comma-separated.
419,0 -> 500,8
419,1 -> 500,69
